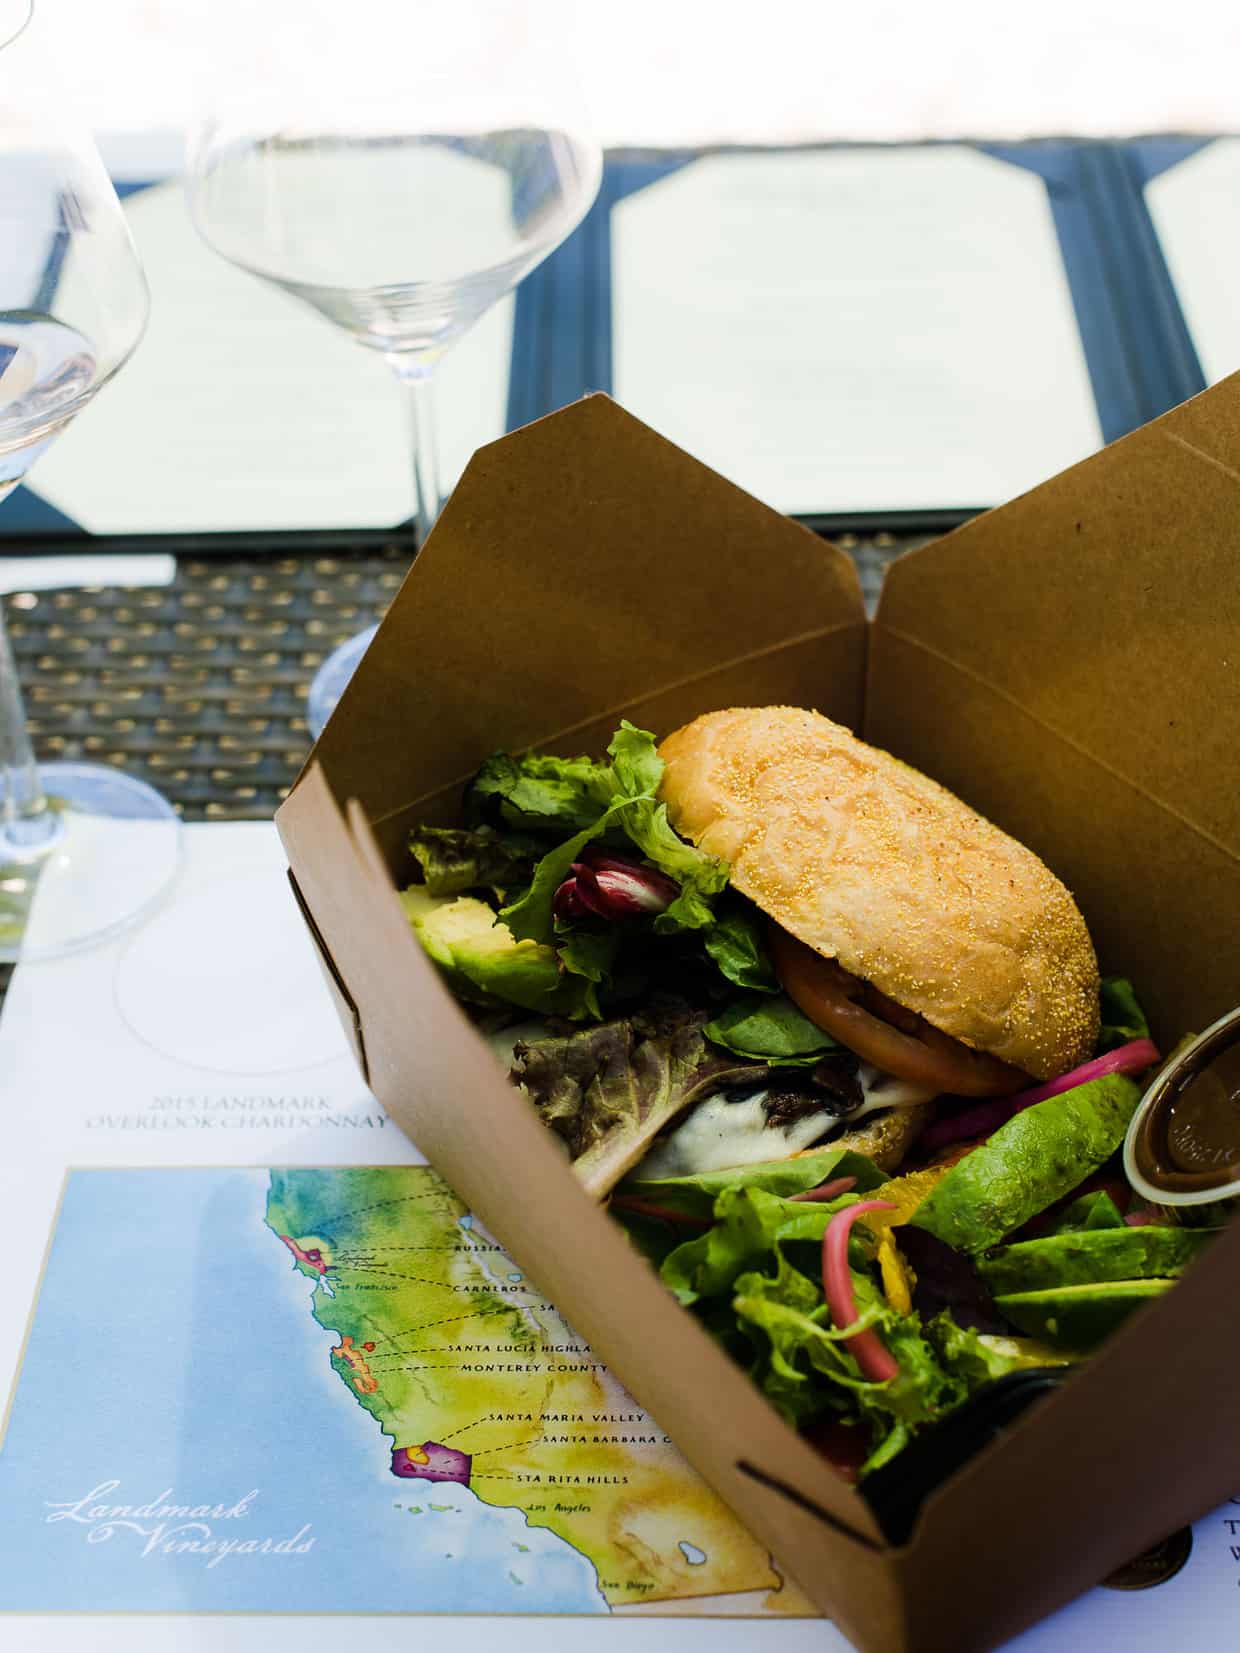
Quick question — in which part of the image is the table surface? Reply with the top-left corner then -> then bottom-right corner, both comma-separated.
4,530 -> 914,813
0,529 -> 917,996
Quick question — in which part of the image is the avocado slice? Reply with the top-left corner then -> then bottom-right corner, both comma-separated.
1053,1190 -> 1125,1232
980,1226 -> 1214,1295
909,1075 -> 1143,1253
995,1279 -> 1171,1349
401,889 -> 573,1015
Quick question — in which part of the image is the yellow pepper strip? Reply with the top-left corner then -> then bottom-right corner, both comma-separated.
875,1233 -> 914,1315
859,1164 -> 957,1315
866,1166 -> 955,1227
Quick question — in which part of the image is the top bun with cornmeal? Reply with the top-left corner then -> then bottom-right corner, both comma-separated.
658,706 -> 1100,1088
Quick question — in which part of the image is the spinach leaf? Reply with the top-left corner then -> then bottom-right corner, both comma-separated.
1097,976 -> 1151,1054
705,993 -> 839,1066
703,904 -> 780,992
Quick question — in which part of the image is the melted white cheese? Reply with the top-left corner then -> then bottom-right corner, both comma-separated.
637,1092 -> 822,1178
851,1064 -> 940,1116
492,1021 -> 939,1182
637,1065 -> 939,1179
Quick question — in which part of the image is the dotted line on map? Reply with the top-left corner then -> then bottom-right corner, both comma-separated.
313,1190 -> 460,1234
366,1349 -> 536,1372
367,1327 -> 534,1356
436,1418 -> 491,1442
330,1245 -> 495,1254
365,1361 -> 544,1375
368,1335 -> 588,1362
472,1473 -> 524,1482
378,1305 -> 516,1347
470,1438 -> 543,1458
329,1264 -> 467,1292
366,1363 -> 495,1373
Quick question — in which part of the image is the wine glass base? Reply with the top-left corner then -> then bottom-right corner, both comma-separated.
0,762 -> 182,964
306,624 -> 380,741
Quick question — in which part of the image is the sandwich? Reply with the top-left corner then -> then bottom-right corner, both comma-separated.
401,705 -> 1199,1479
404,705 -> 1102,1193
657,704 -> 1100,1102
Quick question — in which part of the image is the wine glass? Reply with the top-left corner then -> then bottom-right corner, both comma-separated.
184,0 -> 603,738
0,0 -> 181,962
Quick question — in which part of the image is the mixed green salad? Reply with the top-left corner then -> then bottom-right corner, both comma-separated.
401,722 -> 1216,1481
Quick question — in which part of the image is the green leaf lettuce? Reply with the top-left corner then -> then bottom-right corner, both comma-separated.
467,751 -> 613,832
408,823 -> 540,898
511,1002 -> 777,1197
501,722 -> 727,944
619,1142 -> 887,1223
732,1256 -> 967,1458
659,1184 -> 858,1306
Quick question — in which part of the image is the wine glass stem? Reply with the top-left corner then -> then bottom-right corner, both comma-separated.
0,603 -> 58,853
396,361 -> 442,546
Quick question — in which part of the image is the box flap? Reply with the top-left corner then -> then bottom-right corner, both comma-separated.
309,394 -> 867,841
871,374 -> 1240,1045
279,385 -> 1240,1650
897,1207 -> 1240,1650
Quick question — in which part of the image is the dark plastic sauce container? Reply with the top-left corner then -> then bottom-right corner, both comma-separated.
1124,1007 -> 1240,1227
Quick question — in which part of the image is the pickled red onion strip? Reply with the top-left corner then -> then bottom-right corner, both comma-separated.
788,1176 -> 858,1204
1002,1039 -> 1161,1111
921,1038 -> 1162,1153
608,1196 -> 711,1228
822,1200 -> 899,1382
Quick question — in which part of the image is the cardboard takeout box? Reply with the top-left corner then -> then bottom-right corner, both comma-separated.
276,389 -> 1240,1652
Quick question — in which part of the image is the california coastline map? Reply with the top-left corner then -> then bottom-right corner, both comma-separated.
0,1166 -> 808,1616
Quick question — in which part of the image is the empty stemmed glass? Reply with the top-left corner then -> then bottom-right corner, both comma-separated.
0,0 -> 180,961
185,0 -> 603,737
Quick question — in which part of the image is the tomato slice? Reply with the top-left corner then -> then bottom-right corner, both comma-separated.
768,926 -> 1029,1098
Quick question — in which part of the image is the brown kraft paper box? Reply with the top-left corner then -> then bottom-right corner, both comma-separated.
276,386 -> 1240,1653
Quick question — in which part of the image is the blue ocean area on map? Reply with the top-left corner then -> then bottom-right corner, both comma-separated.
0,1169 -> 607,1614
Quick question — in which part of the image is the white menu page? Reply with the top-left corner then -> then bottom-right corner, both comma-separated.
1147,139 -> 1240,388
614,146 -> 1101,513
28,182 -> 513,534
